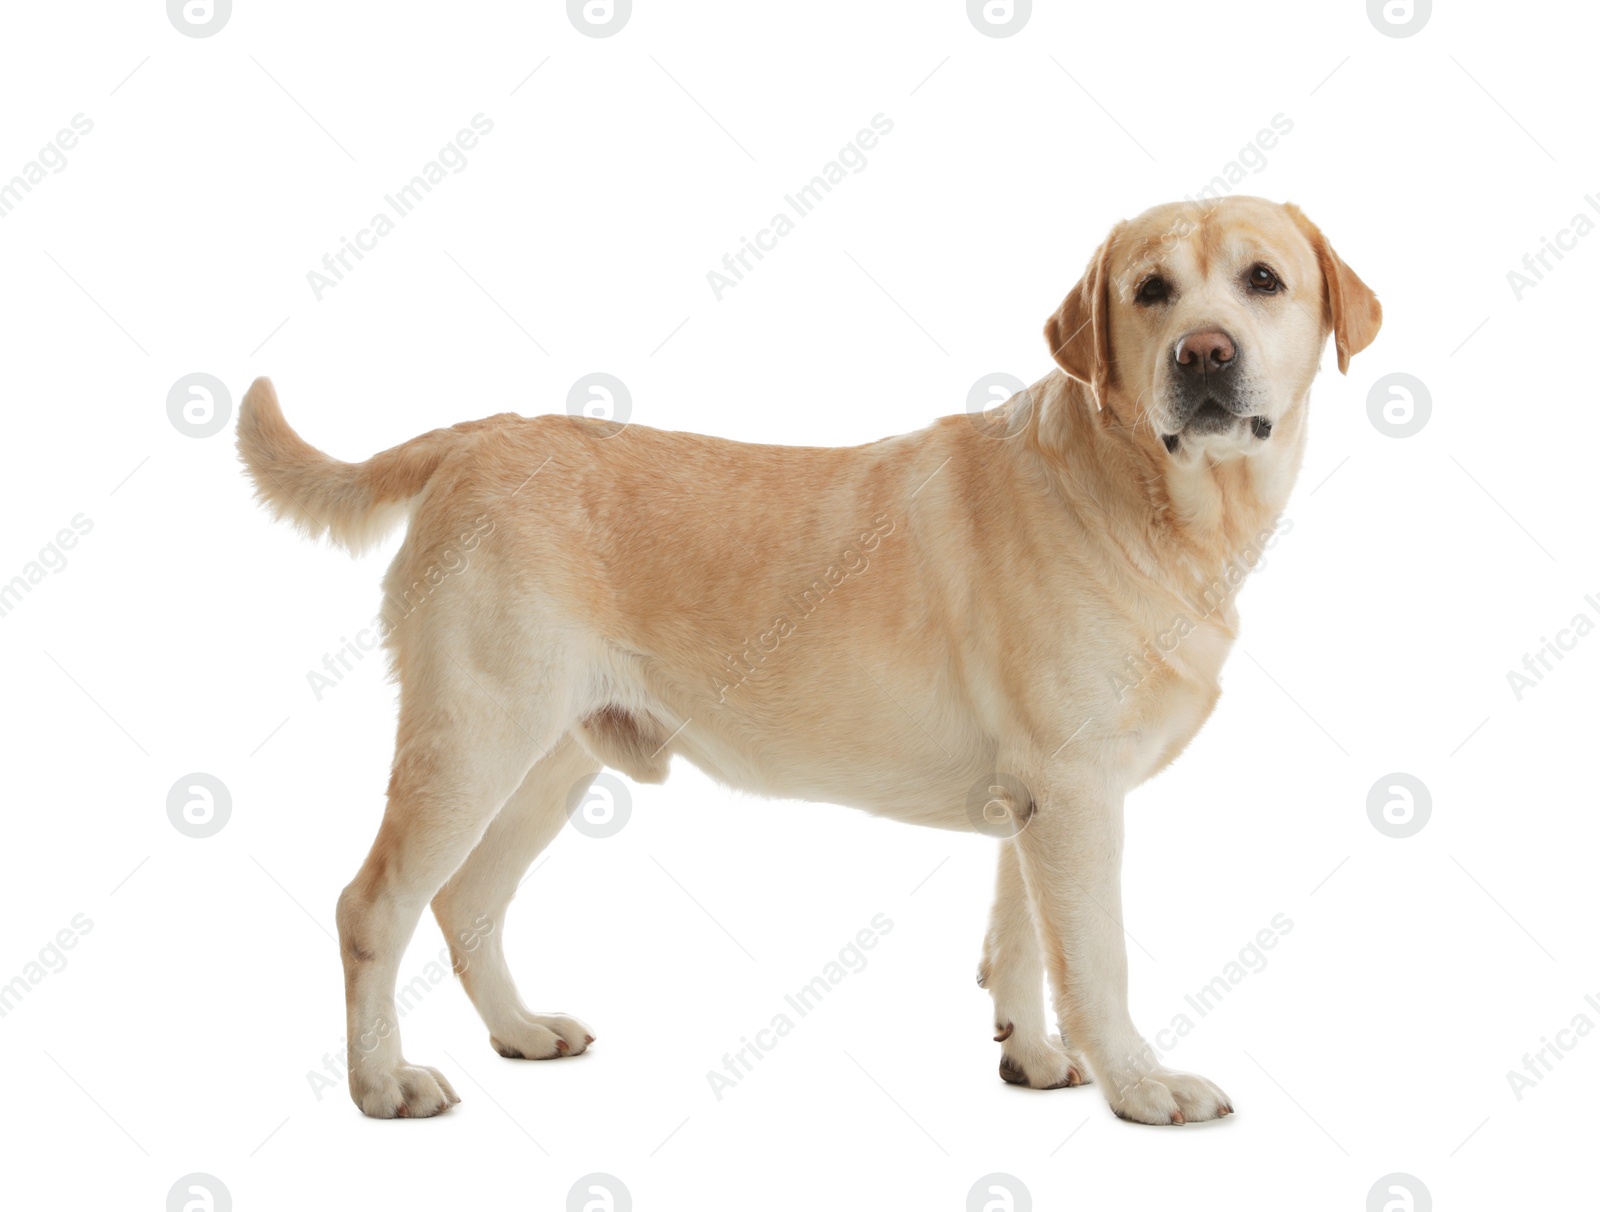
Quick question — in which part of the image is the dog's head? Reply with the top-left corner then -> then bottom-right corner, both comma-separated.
1044,197 -> 1381,459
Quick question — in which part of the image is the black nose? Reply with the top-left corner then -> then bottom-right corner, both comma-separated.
1174,330 -> 1237,376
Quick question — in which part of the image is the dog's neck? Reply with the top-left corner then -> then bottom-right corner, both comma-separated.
1024,372 -> 1305,594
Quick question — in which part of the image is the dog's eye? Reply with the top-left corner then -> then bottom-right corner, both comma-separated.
1247,264 -> 1281,294
1135,276 -> 1170,305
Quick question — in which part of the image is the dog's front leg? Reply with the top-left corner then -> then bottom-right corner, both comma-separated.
1012,767 -> 1233,1125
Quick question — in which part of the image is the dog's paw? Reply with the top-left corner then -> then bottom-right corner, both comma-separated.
1103,1066 -> 1232,1125
353,1063 -> 460,1119
996,1030 -> 1090,1090
489,1013 -> 594,1060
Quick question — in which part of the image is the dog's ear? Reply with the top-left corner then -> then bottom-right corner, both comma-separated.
1287,204 -> 1381,375
1043,228 -> 1118,408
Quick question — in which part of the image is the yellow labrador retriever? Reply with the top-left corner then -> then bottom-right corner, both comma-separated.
238,195 -> 1379,1124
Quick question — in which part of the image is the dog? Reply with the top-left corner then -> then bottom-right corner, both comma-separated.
238,195 -> 1380,1124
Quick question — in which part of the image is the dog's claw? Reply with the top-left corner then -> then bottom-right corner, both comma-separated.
994,1022 -> 1014,1043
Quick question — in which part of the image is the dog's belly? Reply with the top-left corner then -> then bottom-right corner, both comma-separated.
675,722 -> 987,831
687,680 -> 995,829
575,647 -> 993,831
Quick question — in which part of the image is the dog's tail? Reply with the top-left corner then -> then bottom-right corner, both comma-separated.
237,377 -> 464,554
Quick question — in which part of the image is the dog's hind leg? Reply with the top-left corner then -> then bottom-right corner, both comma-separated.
335,652 -> 565,1118
980,838 -> 1089,1089
431,735 -> 600,1061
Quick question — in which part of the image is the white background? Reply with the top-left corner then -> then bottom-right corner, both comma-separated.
0,0 -> 1593,1208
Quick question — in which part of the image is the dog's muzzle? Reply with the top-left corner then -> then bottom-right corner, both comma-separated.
1160,328 -> 1271,452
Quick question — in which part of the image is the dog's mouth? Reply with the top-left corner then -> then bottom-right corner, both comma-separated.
1161,398 -> 1272,453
